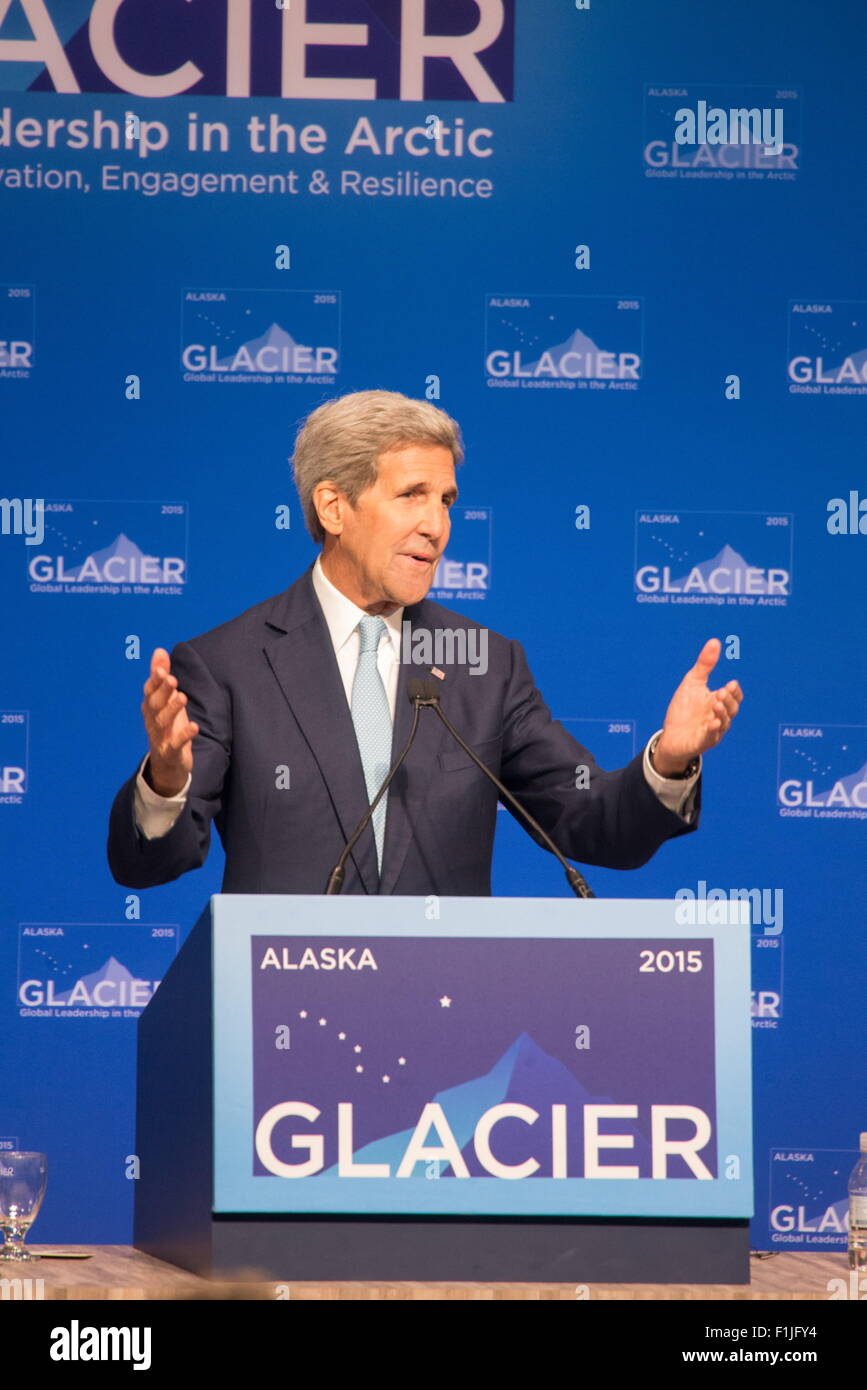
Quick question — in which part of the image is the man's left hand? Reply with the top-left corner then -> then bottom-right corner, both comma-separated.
653,638 -> 744,775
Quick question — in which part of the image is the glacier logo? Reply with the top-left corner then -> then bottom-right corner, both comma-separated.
787,301 -> 867,397
643,84 -> 800,182
256,1034 -> 714,1181
25,501 -> 187,596
17,922 -> 178,1020
485,294 -> 642,391
769,1147 -> 853,1250
634,510 -> 792,609
181,288 -> 339,385
18,957 -> 158,1012
1,0 -> 514,102
777,724 -> 867,822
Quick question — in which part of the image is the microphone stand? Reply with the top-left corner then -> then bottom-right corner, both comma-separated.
413,683 -> 595,899
326,678 -> 594,899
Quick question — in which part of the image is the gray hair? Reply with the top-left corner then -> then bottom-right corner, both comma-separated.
292,389 -> 464,544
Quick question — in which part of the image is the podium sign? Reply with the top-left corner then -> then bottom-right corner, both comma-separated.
210,895 -> 752,1220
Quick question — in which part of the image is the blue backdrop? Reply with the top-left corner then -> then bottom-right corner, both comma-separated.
1,0 -> 865,1258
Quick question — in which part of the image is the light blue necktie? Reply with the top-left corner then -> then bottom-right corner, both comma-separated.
350,616 -> 392,872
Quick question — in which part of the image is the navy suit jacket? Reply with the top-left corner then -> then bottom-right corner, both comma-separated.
107,564 -> 700,895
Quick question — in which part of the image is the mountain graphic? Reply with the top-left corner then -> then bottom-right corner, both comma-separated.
51,956 -> 135,1005
322,1031 -> 654,1179
526,326 -> 602,373
62,532 -> 146,581
216,322 -> 298,369
814,758 -> 867,804
6,1 -> 93,93
821,346 -> 867,374
795,1196 -> 849,1232
668,542 -> 765,591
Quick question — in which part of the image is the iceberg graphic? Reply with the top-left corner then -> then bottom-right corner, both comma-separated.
818,346 -> 867,375
5,1 -> 93,93
668,542 -> 769,592
837,759 -> 867,794
216,322 -> 298,369
62,532 -> 146,581
792,1196 -> 849,1234
51,956 -> 134,1005
525,326 -> 602,374
813,758 -> 867,805
323,1032 -> 652,1178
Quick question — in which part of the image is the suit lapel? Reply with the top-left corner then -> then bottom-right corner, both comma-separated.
261,571 -> 450,896
262,567 -> 380,894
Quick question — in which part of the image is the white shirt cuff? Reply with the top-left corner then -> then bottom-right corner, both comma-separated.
134,754 -> 190,840
642,730 -> 700,823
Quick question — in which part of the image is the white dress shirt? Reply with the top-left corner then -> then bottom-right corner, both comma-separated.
134,554 -> 699,838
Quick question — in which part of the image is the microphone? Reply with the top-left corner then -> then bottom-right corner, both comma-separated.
408,677 -> 595,899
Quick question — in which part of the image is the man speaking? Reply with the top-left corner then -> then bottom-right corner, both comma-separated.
107,389 -> 742,896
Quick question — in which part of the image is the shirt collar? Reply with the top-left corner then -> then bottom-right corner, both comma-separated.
312,553 -> 404,656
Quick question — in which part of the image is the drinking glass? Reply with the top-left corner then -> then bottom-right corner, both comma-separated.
0,1152 -> 47,1262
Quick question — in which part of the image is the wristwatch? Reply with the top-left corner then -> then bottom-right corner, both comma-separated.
648,732 -> 699,780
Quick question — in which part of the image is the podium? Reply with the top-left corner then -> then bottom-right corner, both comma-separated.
134,895 -> 753,1283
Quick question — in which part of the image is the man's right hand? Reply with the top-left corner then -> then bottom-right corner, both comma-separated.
141,648 -> 199,797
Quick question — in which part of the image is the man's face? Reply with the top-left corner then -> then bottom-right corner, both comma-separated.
321,444 -> 458,613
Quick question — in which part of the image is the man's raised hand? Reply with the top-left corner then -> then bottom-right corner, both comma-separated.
141,648 -> 199,797
653,638 -> 744,775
